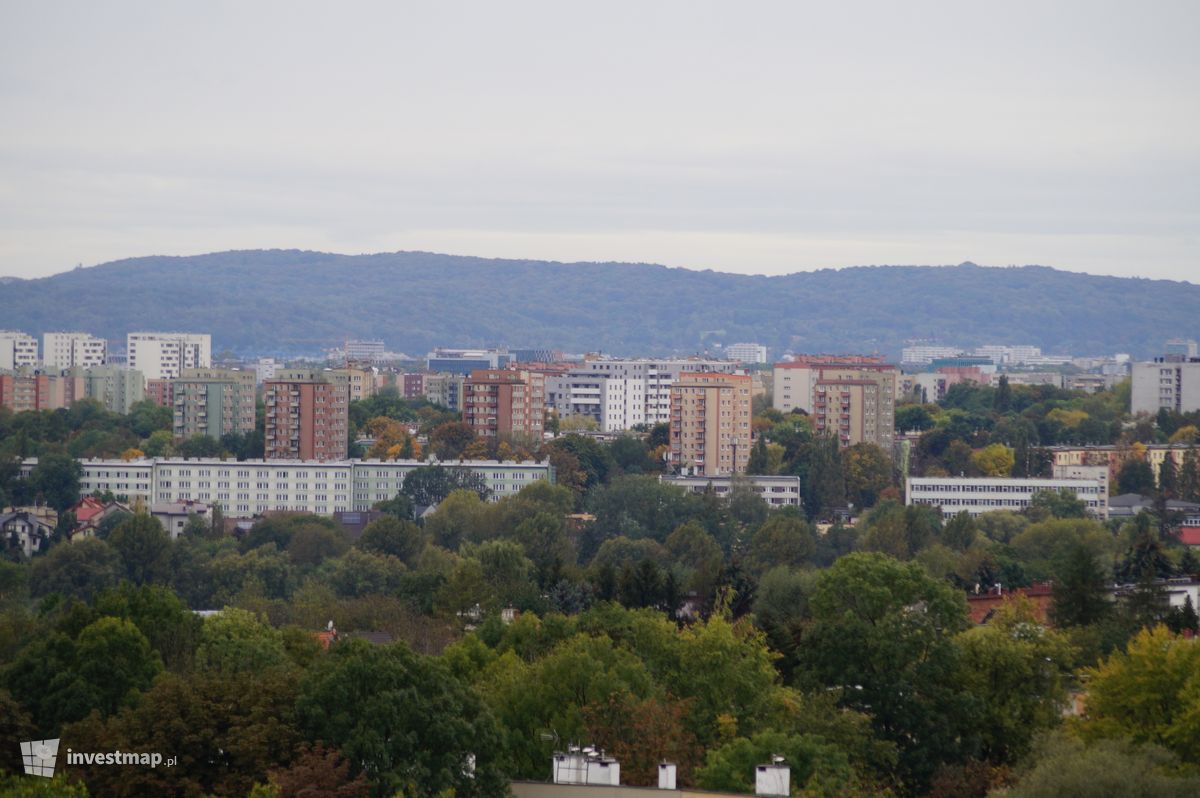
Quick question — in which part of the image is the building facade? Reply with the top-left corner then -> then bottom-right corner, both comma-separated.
906,476 -> 1108,519
669,372 -> 753,476
127,332 -> 212,380
659,474 -> 803,507
774,356 -> 897,449
1131,358 -> 1200,415
173,368 -> 257,440
71,365 -> 145,414
463,369 -> 546,439
426,348 -> 511,375
21,457 -> 554,517
43,332 -> 107,369
724,343 -> 768,364
264,372 -> 349,461
0,332 -> 39,371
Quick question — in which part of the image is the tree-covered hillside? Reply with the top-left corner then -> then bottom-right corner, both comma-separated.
1,250 -> 1196,356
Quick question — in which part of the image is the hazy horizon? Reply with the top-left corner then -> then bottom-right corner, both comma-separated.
2,1 -> 1197,282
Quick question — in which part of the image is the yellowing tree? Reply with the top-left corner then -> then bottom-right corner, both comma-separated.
1170,425 -> 1199,444
120,447 -> 145,462
972,443 -> 1015,477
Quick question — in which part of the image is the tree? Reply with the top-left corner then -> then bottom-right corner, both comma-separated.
195,608 -> 289,674
1080,625 -> 1200,766
843,442 -> 893,509
1159,453 -> 1179,499
744,513 -> 816,576
107,512 -> 171,584
1026,487 -> 1088,520
695,730 -> 860,796
1180,446 -> 1200,502
357,515 -> 424,564
29,537 -> 122,601
971,443 -> 1015,477
73,616 -> 163,716
267,743 -> 370,798
297,639 -> 506,797
177,434 -> 223,459
401,465 -> 491,506
1118,457 -> 1157,496
798,552 -> 974,792
582,692 -> 698,786
1049,538 -> 1111,627
429,421 -> 476,460
896,404 -> 935,433
1002,732 -> 1200,798
994,374 -> 1012,413
27,451 -> 82,513
372,491 -> 415,521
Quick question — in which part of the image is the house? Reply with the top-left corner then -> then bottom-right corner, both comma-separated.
68,496 -> 132,540
150,499 -> 211,539
0,510 -> 56,558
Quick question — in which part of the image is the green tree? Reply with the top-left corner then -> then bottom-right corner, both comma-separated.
297,639 -> 506,797
401,465 -> 491,506
107,513 -> 171,585
744,512 -> 817,576
194,607 -> 289,674
1118,457 -> 1157,496
895,404 -> 935,433
1049,538 -> 1111,627
1002,732 -> 1200,798
696,730 -> 858,796
428,421 -> 476,460
73,616 -> 163,716
798,552 -> 974,792
842,442 -> 893,509
29,538 -> 122,602
357,515 -> 424,564
1026,487 -> 1089,521
27,452 -> 82,514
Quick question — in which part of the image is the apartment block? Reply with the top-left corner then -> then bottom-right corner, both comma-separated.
70,365 -> 145,414
145,379 -> 175,408
463,369 -> 546,439
660,474 -> 802,507
1131,358 -> 1200,415
907,476 -> 1108,519
724,343 -> 768,364
264,372 -> 349,461
43,332 -> 107,369
427,348 -> 511,375
401,372 -> 427,400
127,332 -> 211,380
0,370 -> 84,412
173,368 -> 256,440
774,356 -> 897,449
669,372 -> 753,476
21,457 -> 555,517
424,372 -> 465,411
344,339 -> 386,364
0,332 -> 39,371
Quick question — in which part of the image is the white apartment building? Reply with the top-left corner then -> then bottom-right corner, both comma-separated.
900,345 -> 962,366
1131,359 -> 1200,415
659,475 -> 803,508
906,476 -> 1108,519
127,332 -> 212,380
43,332 -> 107,369
724,343 -> 768,364
973,345 -> 1042,365
254,358 -> 279,384
22,457 -> 554,518
0,331 -> 39,370
548,358 -> 741,430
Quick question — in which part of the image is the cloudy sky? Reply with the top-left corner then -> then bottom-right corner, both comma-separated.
1,1 -> 1197,280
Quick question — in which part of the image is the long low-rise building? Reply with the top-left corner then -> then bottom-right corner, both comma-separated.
20,457 -> 555,517
906,476 -> 1108,519
659,474 -> 803,508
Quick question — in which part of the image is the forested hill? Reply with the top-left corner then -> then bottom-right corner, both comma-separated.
1,250 -> 1196,357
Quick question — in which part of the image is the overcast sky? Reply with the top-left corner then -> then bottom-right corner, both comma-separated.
1,1 -> 1197,281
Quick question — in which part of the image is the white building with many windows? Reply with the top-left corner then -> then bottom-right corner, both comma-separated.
660,474 -> 803,508
43,332 -> 107,368
127,332 -> 211,380
724,343 -> 768,364
21,457 -> 554,517
1131,358 -> 1200,415
546,358 -> 741,431
906,476 -> 1107,519
0,331 -> 39,370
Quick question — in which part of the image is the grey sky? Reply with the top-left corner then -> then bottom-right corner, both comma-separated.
1,1 -> 1197,281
